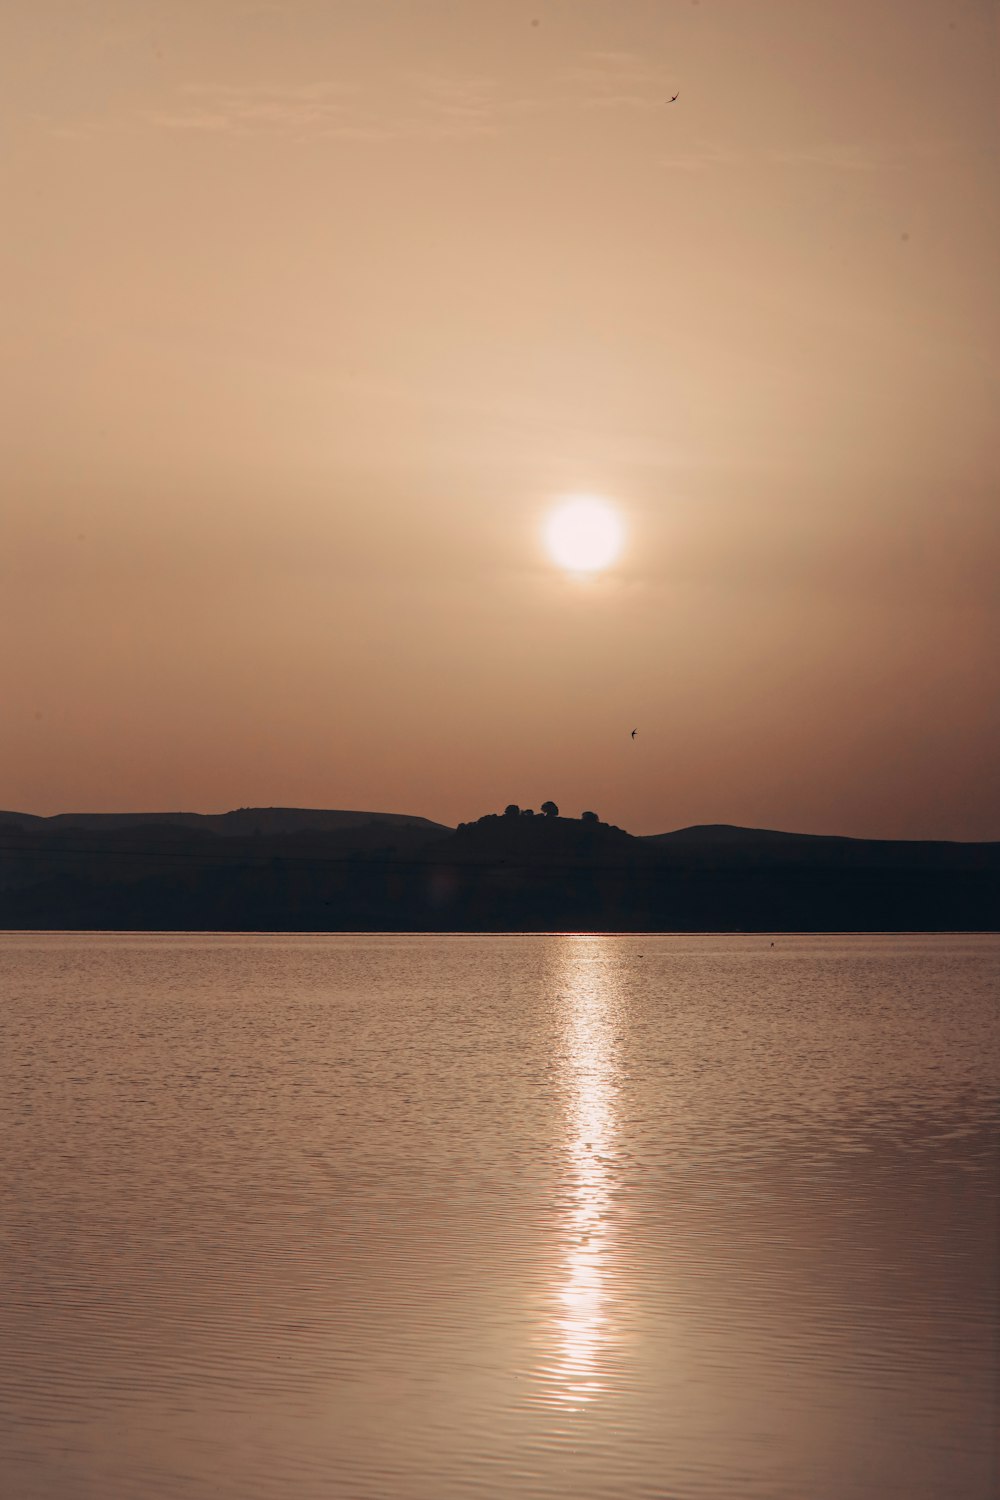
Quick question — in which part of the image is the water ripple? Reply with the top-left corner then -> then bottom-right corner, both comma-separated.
1,932 -> 997,1499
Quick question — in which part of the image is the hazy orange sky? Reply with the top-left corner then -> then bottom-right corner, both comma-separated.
3,0 -> 998,837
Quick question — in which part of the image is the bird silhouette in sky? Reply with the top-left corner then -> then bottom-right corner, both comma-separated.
631,728 -> 637,740
668,93 -> 679,103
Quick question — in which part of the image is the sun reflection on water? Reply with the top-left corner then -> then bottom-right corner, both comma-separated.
542,936 -> 624,1408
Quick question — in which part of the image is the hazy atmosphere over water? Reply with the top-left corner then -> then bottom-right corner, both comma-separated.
3,0 -> 998,837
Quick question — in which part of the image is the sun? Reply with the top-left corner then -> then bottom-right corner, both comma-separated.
544,496 -> 624,574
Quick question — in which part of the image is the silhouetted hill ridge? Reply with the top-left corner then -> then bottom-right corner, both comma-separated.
0,807 -> 450,838
645,823 -> 1000,870
1,807 -> 997,930
649,821 -> 989,847
649,823 -> 839,844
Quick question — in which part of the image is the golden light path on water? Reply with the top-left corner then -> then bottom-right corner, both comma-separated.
537,936 -> 625,1410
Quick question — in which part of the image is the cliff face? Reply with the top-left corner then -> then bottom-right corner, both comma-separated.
1,809 -> 998,931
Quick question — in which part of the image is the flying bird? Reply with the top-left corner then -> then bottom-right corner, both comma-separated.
668,93 -> 679,103
631,728 -> 637,740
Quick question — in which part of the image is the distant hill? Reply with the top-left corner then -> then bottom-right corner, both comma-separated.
0,808 -> 997,931
0,807 -> 451,838
649,823 -> 835,844
645,823 -> 1000,871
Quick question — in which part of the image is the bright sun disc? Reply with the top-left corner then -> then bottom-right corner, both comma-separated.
544,496 -> 623,573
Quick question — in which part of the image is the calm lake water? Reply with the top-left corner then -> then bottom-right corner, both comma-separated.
1,933 -> 997,1500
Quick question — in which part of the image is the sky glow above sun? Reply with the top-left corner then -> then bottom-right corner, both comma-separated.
544,497 -> 624,574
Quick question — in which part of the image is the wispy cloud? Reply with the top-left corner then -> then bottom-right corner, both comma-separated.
568,49 -> 680,112
46,38 -> 956,173
769,143 -> 892,172
659,140 -> 740,172
141,47 -> 671,139
143,73 -> 532,143
147,80 -> 374,140
146,58 -> 709,144
657,138 -> 946,174
769,138 -> 954,172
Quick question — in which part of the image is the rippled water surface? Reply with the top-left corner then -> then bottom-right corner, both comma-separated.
1,933 -> 997,1499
